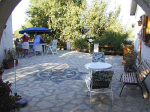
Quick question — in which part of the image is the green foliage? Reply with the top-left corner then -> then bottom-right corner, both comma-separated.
122,49 -> 138,71
83,0 -> 121,38
0,81 -> 21,111
71,38 -> 88,50
93,19 -> 133,51
13,0 -> 133,50
2,48 -> 15,68
25,0 -> 86,41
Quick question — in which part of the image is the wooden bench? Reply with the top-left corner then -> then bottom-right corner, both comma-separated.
57,42 -> 67,50
119,59 -> 150,98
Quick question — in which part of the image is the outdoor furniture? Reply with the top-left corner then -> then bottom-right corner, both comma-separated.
14,40 -> 22,58
34,44 -> 43,56
119,59 -> 150,98
46,39 -> 58,55
85,71 -> 114,107
92,52 -> 105,62
85,62 -> 112,71
19,27 -> 51,34
29,43 -> 46,53
85,62 -> 113,107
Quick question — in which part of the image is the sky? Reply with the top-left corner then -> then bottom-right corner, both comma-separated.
12,0 -> 134,33
12,0 -> 30,33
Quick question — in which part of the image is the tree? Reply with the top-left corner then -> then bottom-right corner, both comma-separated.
26,0 -> 86,41
83,0 -> 121,38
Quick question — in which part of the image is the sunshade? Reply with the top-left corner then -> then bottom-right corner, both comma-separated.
19,27 -> 51,34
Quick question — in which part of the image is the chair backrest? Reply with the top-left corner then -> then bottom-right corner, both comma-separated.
52,39 -> 58,49
91,71 -> 114,89
35,44 -> 42,52
138,59 -> 150,82
92,52 -> 105,62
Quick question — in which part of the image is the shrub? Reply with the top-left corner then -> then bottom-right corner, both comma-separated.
93,30 -> 133,51
0,68 -> 21,111
122,49 -> 138,71
71,38 -> 89,50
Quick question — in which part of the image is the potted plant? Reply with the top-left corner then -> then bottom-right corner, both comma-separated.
122,49 -> 138,72
2,48 -> 18,69
0,67 -> 21,111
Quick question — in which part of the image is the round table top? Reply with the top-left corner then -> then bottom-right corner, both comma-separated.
85,62 -> 112,70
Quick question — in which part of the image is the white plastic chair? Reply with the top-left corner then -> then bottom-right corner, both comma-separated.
46,39 -> 58,55
85,70 -> 114,107
34,44 -> 43,56
92,52 -> 105,62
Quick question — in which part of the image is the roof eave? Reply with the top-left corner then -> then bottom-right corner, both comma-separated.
130,0 -> 137,15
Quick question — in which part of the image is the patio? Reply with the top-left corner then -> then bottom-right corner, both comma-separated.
2,50 -> 150,112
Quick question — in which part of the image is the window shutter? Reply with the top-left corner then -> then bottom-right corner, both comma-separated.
145,16 -> 150,43
142,15 -> 147,42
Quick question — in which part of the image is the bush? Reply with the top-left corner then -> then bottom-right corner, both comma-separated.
0,67 -> 21,111
122,49 -> 138,71
71,38 -> 89,50
93,30 -> 133,51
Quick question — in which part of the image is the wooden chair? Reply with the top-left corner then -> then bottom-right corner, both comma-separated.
119,59 -> 150,98
85,71 -> 114,107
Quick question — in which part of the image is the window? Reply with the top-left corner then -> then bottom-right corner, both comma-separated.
141,15 -> 150,47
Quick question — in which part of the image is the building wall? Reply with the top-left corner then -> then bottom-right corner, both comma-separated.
134,5 -> 145,52
133,5 -> 150,93
0,15 -> 13,66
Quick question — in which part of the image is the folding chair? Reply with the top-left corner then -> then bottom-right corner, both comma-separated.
46,39 -> 58,55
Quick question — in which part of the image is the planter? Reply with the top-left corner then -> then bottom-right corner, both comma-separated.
82,49 -> 88,53
76,48 -> 81,52
3,59 -> 18,69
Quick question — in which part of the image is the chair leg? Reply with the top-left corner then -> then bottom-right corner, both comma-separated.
119,84 -> 126,97
120,73 -> 123,82
87,91 -> 89,96
46,49 -> 49,55
138,84 -> 144,99
90,91 -> 92,108
111,90 -> 114,105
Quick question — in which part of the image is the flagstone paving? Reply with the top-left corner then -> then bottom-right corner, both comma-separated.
2,50 -> 150,112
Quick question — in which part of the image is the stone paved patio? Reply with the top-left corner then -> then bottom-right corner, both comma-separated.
2,50 -> 150,112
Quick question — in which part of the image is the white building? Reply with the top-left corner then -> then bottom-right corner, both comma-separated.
130,0 -> 150,96
0,15 -> 13,66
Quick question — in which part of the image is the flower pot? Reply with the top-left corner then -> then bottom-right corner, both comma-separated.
3,59 -> 18,69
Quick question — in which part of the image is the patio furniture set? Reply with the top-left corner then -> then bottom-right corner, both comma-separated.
29,39 -> 58,56
14,39 -> 58,58
84,52 -> 150,107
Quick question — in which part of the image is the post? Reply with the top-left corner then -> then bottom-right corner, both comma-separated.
67,41 -> 71,51
94,43 -> 99,52
89,39 -> 93,54
14,59 -> 17,94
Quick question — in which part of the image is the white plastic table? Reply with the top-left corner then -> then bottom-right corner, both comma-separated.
85,62 -> 112,70
85,62 -> 112,77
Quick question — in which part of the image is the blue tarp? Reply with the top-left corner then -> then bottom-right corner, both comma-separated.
19,27 -> 51,34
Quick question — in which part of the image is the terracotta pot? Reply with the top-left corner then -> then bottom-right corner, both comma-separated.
3,59 -> 18,69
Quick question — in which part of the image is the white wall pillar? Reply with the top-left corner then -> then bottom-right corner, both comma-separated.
67,41 -> 71,51
94,43 -> 99,52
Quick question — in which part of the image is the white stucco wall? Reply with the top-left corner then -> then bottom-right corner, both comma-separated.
0,15 -> 13,66
134,5 -> 145,52
133,5 -> 150,93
